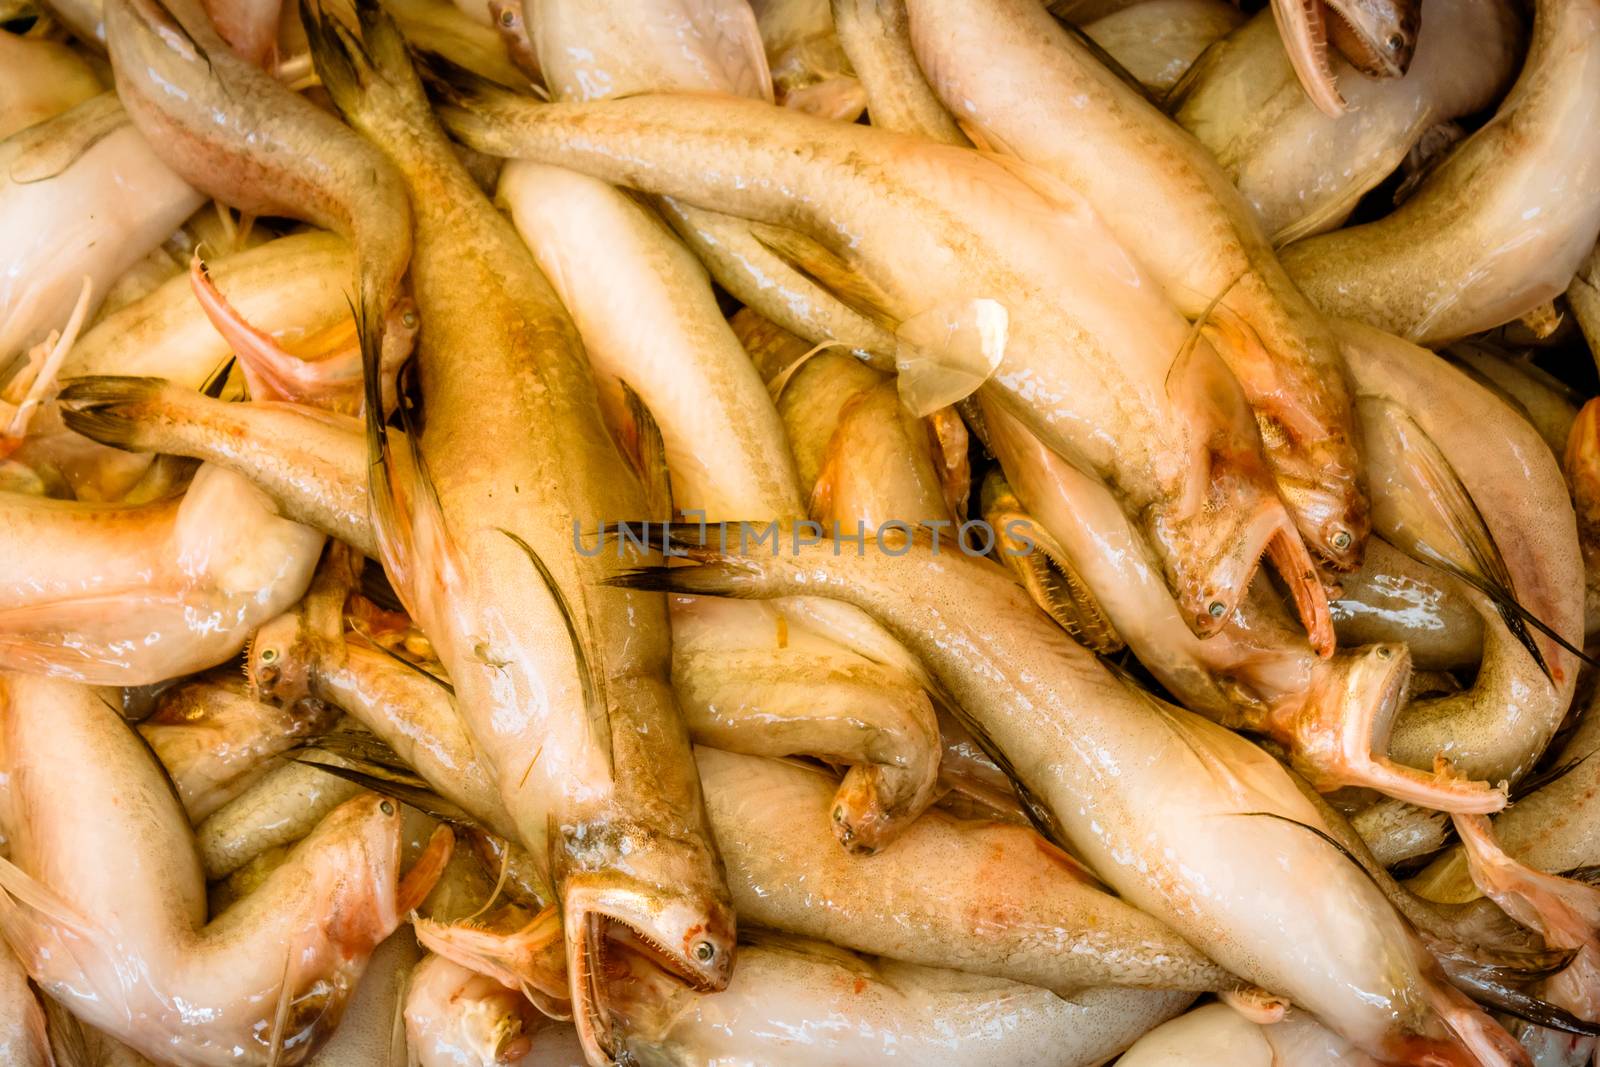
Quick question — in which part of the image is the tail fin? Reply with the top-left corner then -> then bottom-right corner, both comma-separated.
56,375 -> 187,453
301,0 -> 433,143
419,52 -> 542,157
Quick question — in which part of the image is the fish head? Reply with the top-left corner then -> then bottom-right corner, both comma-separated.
1323,0 -> 1419,77
245,608 -> 315,704
1252,411 -> 1370,574
1152,452 -> 1334,655
560,844 -> 736,1063
1315,640 -> 1413,751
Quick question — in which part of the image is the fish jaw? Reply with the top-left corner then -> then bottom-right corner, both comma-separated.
564,874 -> 736,1063
1270,0 -> 1348,116
1273,450 -> 1371,575
1150,452 -> 1334,654
1275,642 -> 1508,811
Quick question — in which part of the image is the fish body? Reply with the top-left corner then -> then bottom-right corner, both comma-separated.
1282,0 -> 1600,345
0,673 -> 430,1065
438,87 -> 1325,643
1175,0 -> 1523,245
304,8 -> 733,1059
907,0 -> 1366,572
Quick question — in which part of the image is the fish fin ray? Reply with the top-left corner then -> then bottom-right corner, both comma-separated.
614,382 -> 673,522
496,529 -> 612,772
747,223 -> 901,331
893,299 -> 1007,416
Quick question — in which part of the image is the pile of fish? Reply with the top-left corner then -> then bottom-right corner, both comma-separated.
1,0 -> 1599,1061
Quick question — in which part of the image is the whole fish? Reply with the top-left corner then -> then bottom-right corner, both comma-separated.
138,672 -> 337,821
607,932 -> 1193,1067
1119,1001 -> 1377,1066
250,616 -> 1225,1001
1174,0 -> 1523,245
1282,0 -> 1600,346
611,531 -> 1525,1062
0,29 -> 101,140
697,746 -> 1231,994
0,673 -> 447,1065
105,0 -> 411,363
907,0 -> 1367,574
1084,0 -> 1245,92
435,85 -> 1332,648
0,463 -> 322,684
1341,319 -> 1583,783
302,8 -> 734,1062
0,94 -> 202,370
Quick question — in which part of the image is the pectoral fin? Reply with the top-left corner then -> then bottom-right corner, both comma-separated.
1360,395 -> 1588,677
894,299 -> 1008,416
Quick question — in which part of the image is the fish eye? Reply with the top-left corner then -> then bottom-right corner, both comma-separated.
1376,646 -> 1394,660
499,8 -> 516,27
401,309 -> 419,329
693,941 -> 716,963
258,647 -> 278,664
1330,529 -> 1352,551
1207,600 -> 1227,618
379,800 -> 395,816
1386,32 -> 1406,51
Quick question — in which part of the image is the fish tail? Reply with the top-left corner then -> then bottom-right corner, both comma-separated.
301,0 -> 428,144
56,375 -> 194,453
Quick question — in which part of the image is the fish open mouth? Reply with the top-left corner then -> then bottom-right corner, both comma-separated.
573,912 -> 716,1062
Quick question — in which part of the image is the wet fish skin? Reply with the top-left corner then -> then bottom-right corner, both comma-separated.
303,7 -> 734,1060
434,85 -> 1325,647
104,0 -> 411,346
1281,0 -> 1600,345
